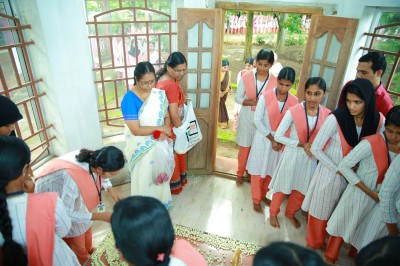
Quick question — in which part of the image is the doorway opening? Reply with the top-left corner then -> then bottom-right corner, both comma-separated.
214,9 -> 311,178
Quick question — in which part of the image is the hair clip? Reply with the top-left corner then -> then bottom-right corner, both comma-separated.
157,253 -> 165,262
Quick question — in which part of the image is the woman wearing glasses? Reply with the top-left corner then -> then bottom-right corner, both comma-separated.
121,61 -> 173,208
156,52 -> 188,195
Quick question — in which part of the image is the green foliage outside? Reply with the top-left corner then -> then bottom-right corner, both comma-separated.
373,12 -> 400,105
217,127 -> 236,143
285,34 -> 307,46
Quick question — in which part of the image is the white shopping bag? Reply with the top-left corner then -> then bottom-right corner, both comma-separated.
173,100 -> 203,154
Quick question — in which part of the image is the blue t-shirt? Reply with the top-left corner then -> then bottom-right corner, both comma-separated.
121,90 -> 143,120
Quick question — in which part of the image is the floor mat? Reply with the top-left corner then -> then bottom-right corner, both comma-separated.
89,224 -> 261,265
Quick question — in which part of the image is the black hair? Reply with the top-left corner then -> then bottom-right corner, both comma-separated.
133,61 -> 156,86
305,77 -> 327,92
245,57 -> 254,64
277,67 -> 296,84
359,52 -> 387,76
255,49 -> 275,65
222,59 -> 229,66
253,242 -> 325,266
355,236 -> 400,266
0,136 -> 30,266
111,196 -> 174,266
75,146 -> 125,172
385,105 -> 400,127
156,51 -> 187,79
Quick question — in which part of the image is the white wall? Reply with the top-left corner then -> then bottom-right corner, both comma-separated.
12,0 -> 103,156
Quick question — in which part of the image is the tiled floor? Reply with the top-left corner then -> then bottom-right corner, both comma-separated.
92,175 -> 355,265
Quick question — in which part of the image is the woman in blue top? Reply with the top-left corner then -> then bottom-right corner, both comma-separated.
121,62 -> 173,209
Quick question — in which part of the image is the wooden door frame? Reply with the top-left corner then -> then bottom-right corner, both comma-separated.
178,8 -> 224,175
297,15 -> 359,109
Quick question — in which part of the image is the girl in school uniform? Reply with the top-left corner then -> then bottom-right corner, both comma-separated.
301,78 -> 384,250
268,77 -> 331,228
324,106 -> 400,263
35,146 -> 125,264
0,136 -> 80,266
111,196 -> 207,266
235,49 -> 277,185
353,153 -> 400,251
246,67 -> 298,213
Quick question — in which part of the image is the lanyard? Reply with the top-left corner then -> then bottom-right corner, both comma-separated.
255,72 -> 268,99
6,190 -> 25,197
275,88 -> 288,113
89,168 -> 102,204
305,103 -> 320,142
384,134 -> 392,168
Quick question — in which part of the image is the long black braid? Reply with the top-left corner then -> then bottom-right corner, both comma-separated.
0,136 -> 30,265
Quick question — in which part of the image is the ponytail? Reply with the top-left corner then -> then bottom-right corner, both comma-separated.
76,146 -> 125,172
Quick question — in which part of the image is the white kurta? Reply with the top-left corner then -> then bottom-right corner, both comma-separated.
0,193 -> 80,265
302,115 -> 352,219
326,136 -> 396,244
35,150 -> 112,237
269,105 -> 318,195
350,155 -> 400,250
235,69 -> 271,147
302,115 -> 384,220
246,96 -> 284,178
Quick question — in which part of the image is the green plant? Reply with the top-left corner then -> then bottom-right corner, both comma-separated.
285,34 -> 306,46
217,128 -> 236,144
256,35 -> 266,45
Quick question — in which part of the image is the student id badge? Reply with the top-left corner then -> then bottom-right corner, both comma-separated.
97,203 -> 106,212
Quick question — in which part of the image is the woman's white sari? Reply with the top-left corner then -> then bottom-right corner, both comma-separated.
124,88 -> 172,208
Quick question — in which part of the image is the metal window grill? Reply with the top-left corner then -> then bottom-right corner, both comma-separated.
361,22 -> 400,102
86,0 -> 177,136
0,12 -> 55,164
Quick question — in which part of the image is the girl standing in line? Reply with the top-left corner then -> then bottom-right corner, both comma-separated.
324,106 -> 400,263
235,49 -> 276,185
0,136 -> 79,266
246,67 -> 298,213
156,52 -> 188,195
268,77 -> 331,228
301,78 -> 384,250
234,57 -> 254,131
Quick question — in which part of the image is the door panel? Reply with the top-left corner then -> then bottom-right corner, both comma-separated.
177,8 -> 223,174
298,15 -> 358,110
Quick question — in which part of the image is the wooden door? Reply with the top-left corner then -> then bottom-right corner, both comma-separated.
298,15 -> 358,110
177,8 -> 223,175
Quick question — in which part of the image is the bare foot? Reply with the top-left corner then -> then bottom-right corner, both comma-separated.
262,197 -> 271,206
286,215 -> 301,228
236,176 -> 243,185
269,216 -> 280,228
253,203 -> 263,213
